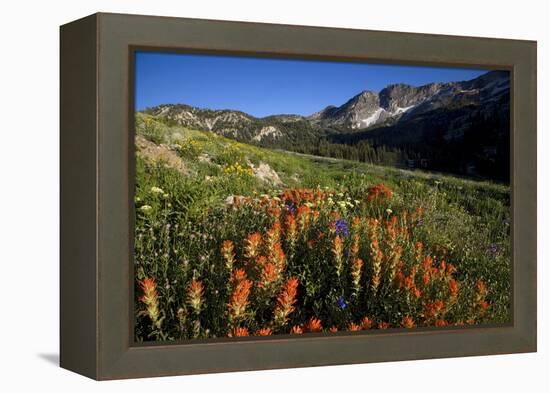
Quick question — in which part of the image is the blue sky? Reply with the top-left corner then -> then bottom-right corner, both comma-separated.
135,51 -> 488,117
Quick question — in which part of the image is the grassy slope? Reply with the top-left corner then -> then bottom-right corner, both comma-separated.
135,113 -> 511,337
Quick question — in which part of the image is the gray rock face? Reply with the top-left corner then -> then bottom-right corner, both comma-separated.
313,91 -> 384,129
379,83 -> 443,113
141,70 -> 509,143
308,70 -> 508,130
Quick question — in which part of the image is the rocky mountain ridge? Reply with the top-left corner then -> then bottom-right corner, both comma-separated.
140,70 -> 510,181
143,70 -> 509,143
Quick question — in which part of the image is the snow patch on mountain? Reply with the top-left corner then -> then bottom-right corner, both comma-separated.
392,105 -> 415,115
354,108 -> 385,129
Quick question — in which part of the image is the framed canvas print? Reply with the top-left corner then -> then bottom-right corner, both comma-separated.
60,13 -> 537,380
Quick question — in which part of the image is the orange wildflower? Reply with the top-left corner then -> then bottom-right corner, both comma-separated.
186,279 -> 204,314
296,205 -> 311,233
282,188 -> 325,206
350,234 -> 360,258
435,319 -> 449,327
476,280 -> 488,297
360,316 -> 374,329
228,276 -> 253,322
474,279 -> 489,318
265,222 -> 282,251
352,216 -> 362,232
449,278 -> 459,299
257,258 -> 279,290
332,235 -> 344,276
221,240 -> 236,270
388,245 -> 403,282
351,258 -> 363,292
416,206 -> 423,222
386,216 -> 398,243
304,317 -> 323,333
478,300 -> 490,316
255,327 -> 273,336
329,326 -> 338,333
273,278 -> 299,326
230,268 -> 248,284
446,263 -> 456,274
416,242 -> 424,264
422,273 -> 431,286
368,219 -> 383,292
266,207 -> 281,219
401,316 -> 415,328
311,210 -> 320,223
285,214 -> 298,246
269,242 -> 286,272
367,183 -> 393,202
290,325 -> 303,335
348,323 -> 361,331
139,277 -> 161,327
424,299 -> 445,321
228,327 -> 249,337
244,232 -> 262,259
377,321 -> 390,329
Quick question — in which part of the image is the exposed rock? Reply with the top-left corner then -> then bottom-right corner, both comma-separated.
249,161 -> 282,185
198,153 -> 212,163
135,135 -> 186,174
252,126 -> 283,141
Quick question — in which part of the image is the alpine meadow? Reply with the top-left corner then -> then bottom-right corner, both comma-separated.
133,53 -> 511,342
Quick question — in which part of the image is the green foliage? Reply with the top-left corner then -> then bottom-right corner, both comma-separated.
133,121 -> 511,342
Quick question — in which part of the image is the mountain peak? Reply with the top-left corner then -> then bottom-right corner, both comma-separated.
144,70 -> 507,134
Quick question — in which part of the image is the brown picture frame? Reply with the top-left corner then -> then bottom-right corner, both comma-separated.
60,12 -> 537,380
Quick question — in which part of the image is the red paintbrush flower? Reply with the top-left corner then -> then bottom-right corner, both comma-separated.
367,183 -> 393,202
221,240 -> 235,270
360,316 -> 374,330
186,279 -> 204,314
401,316 -> 415,328
377,321 -> 391,329
255,327 -> 273,336
138,277 -> 161,327
228,274 -> 253,322
351,258 -> 363,291
290,325 -> 303,335
244,232 -> 262,259
304,317 -> 323,333
332,235 -> 344,276
228,327 -> 249,337
449,278 -> 459,298
285,214 -> 298,246
273,277 -> 299,326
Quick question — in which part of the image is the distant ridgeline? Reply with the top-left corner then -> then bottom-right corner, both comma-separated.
141,70 -> 510,182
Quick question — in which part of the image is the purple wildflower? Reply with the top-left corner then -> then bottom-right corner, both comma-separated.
335,219 -> 349,237
285,203 -> 296,215
487,243 -> 499,257
337,296 -> 347,310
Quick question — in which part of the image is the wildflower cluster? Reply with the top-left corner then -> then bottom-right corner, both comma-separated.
135,184 -> 499,341
223,162 -> 254,178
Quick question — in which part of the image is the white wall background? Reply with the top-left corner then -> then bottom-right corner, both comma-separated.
0,0 -> 547,390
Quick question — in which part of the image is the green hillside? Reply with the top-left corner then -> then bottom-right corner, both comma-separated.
134,112 -> 511,341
